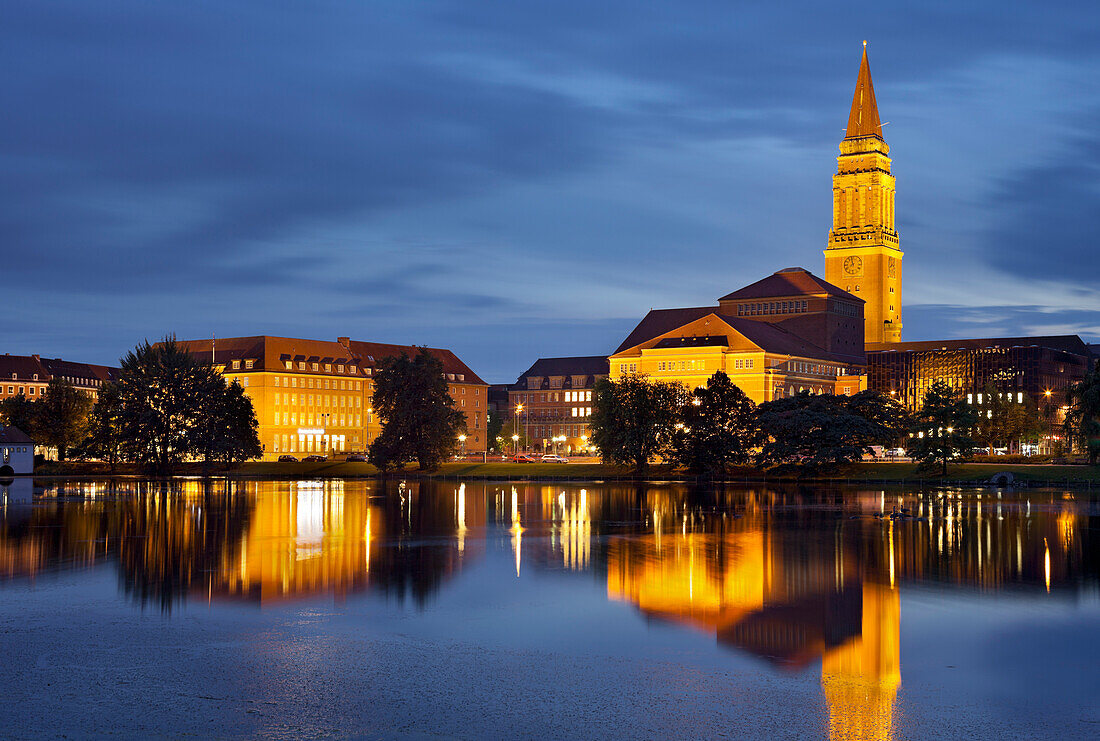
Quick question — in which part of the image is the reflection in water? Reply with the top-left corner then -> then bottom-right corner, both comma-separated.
1,479 -> 1097,737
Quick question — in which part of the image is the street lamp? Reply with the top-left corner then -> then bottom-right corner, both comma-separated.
511,433 -> 520,454
458,433 -> 466,458
514,403 -> 524,453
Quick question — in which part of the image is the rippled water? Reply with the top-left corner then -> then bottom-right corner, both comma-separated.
1,477 -> 1098,739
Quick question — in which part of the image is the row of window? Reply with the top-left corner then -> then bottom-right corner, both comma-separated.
4,385 -> 43,396
570,407 -> 592,418
514,391 -> 591,404
282,360 -> 372,375
527,426 -> 589,439
789,361 -> 840,376
737,300 -> 808,317
733,359 -> 755,370
276,413 -> 364,427
273,376 -> 363,391
275,393 -> 362,408
968,392 -> 1026,405
448,386 -> 480,396
657,360 -> 707,372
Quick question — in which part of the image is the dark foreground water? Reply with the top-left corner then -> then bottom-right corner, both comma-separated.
1,478 -> 1098,739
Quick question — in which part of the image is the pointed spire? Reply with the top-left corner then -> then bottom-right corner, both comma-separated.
845,41 -> 882,139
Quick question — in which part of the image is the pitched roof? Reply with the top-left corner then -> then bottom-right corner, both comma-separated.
718,268 -> 860,302
867,335 -> 1092,357
515,356 -> 609,379
846,42 -> 883,140
613,306 -> 715,354
40,358 -> 118,383
0,354 -> 49,382
346,340 -> 487,386
0,425 -> 33,444
719,315 -> 858,363
174,336 -> 488,385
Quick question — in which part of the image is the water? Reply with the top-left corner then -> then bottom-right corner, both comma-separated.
1,478 -> 1097,739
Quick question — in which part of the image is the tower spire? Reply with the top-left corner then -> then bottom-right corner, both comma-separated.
845,41 -> 882,139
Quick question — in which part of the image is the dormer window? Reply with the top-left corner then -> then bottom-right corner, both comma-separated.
337,364 -> 344,373
232,360 -> 241,370
245,360 -> 254,369
285,361 -> 293,370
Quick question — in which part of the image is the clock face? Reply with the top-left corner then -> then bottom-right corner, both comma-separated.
888,257 -> 897,278
843,256 -> 863,276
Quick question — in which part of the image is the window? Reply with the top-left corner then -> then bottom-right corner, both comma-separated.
338,364 -> 344,373
242,377 -> 249,387
28,388 -> 34,396
245,360 -> 254,369
311,363 -> 319,371
274,377 -> 280,387
325,364 -> 331,372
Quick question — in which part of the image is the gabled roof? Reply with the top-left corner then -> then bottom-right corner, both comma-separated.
718,268 -> 859,302
0,425 -> 34,444
846,42 -> 883,140
515,356 -> 609,379
345,340 -> 487,386
618,311 -> 859,365
0,354 -> 49,382
613,306 -> 715,354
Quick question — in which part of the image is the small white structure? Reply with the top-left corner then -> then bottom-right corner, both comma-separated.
0,425 -> 34,476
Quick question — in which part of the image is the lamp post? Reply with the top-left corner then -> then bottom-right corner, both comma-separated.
515,403 -> 524,453
1042,389 -> 1051,452
511,433 -> 520,455
458,433 -> 466,459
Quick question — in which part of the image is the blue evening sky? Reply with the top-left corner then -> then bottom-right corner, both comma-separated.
2,1 -> 1098,382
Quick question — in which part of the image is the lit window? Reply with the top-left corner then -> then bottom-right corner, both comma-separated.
245,360 -> 254,369
232,360 -> 240,369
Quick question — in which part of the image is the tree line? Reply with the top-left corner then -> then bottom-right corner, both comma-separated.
590,370 -> 1100,476
0,339 -> 261,474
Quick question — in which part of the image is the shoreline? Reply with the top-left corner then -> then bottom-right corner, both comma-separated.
16,460 -> 1100,489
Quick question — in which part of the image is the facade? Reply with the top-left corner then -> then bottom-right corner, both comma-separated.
507,356 -> 609,455
0,425 -> 35,476
175,336 -> 488,460
0,354 -> 116,403
610,268 -> 866,404
823,42 -> 903,345
866,336 -> 1092,420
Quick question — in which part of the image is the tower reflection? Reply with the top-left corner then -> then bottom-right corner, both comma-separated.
0,478 -> 1095,740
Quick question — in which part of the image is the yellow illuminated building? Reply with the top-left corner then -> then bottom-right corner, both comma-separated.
174,335 -> 489,460
609,268 -> 867,403
824,42 -> 903,344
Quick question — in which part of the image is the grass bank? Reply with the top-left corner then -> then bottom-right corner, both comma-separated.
28,459 -> 1100,486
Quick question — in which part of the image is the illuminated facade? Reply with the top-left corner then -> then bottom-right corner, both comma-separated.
824,42 -> 903,344
866,335 -> 1093,414
507,356 -> 608,454
609,268 -> 866,402
175,335 -> 488,460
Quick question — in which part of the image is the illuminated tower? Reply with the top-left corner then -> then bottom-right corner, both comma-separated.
824,42 -> 903,344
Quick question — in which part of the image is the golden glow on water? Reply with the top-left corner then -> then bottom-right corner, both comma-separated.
1,479 -> 1095,737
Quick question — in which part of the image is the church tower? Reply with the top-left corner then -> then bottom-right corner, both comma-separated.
824,42 -> 903,344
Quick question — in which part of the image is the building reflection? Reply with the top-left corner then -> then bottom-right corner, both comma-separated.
0,479 -> 1096,738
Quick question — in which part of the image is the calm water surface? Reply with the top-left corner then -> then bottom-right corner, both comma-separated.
1,478 -> 1098,739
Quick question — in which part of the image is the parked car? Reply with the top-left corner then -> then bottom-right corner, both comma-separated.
277,455 -> 299,463
511,454 -> 536,463
302,454 -> 327,462
346,454 -> 367,462
541,454 -> 568,463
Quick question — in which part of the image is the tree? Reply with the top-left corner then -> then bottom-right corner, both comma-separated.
486,408 -> 504,451
755,390 -> 893,471
671,371 -> 760,476
193,380 -> 263,468
589,374 -> 686,474
116,338 -> 226,475
36,379 -> 93,460
497,420 -> 529,453
1064,367 -> 1100,464
77,382 -> 125,471
908,380 -> 978,475
0,394 -> 38,437
368,348 -> 467,472
844,390 -> 912,445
